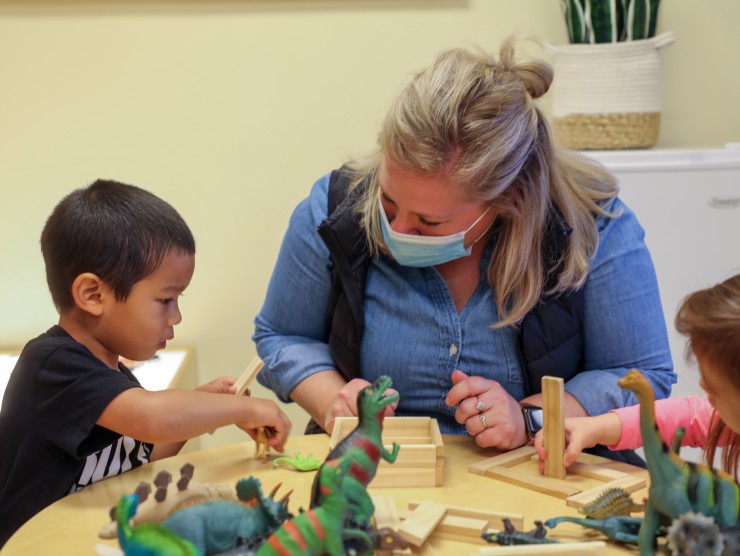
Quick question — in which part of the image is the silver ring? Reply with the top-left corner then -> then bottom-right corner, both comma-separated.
476,399 -> 486,412
479,413 -> 487,427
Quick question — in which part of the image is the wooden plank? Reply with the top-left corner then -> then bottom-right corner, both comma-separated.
542,376 -> 566,480
531,457 -> 629,481
409,501 -> 523,530
370,468 -> 439,488
485,467 -> 581,498
470,541 -> 607,555
398,501 -> 446,546
372,495 -> 401,529
233,356 -> 264,396
565,475 -> 647,509
468,446 -> 536,476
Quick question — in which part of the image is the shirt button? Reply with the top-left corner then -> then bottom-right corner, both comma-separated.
449,344 -> 458,356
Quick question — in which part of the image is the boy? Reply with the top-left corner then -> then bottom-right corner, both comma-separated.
0,180 -> 291,547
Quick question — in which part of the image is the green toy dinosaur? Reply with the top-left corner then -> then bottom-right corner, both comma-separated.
272,451 -> 322,472
256,457 -> 373,556
116,493 -> 201,556
310,375 -> 400,525
544,515 -> 643,545
619,369 -> 740,555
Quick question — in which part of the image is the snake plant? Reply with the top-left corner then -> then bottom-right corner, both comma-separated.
561,0 -> 661,43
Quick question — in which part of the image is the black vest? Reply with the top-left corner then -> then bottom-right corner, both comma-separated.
315,165 -> 643,466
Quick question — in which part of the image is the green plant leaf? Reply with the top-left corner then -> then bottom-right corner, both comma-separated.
561,0 -> 588,43
648,0 -> 660,37
588,0 -> 619,43
627,0 -> 650,40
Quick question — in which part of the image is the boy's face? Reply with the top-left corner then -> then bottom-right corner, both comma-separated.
98,251 -> 195,363
699,358 -> 740,435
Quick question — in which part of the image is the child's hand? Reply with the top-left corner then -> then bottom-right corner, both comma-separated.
236,397 -> 292,452
196,377 -> 241,395
534,413 -> 622,473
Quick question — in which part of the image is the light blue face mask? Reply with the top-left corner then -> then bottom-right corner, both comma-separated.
378,193 -> 493,268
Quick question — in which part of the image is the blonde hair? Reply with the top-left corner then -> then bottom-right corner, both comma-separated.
675,273 -> 740,478
353,36 -> 618,326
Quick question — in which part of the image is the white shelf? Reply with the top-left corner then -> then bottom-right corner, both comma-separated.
584,143 -> 740,173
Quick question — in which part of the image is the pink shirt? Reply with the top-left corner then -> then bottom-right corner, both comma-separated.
609,395 -> 718,451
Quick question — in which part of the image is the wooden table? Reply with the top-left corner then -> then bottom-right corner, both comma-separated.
1,435 -> 648,555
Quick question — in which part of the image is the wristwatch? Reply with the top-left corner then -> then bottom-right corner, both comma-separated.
521,404 -> 544,439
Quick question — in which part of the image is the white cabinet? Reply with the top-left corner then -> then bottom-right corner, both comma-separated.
587,146 -> 740,462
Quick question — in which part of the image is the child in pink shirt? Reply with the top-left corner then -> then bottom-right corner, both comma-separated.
535,273 -> 740,479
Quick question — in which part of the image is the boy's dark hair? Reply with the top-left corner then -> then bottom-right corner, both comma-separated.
40,179 -> 196,311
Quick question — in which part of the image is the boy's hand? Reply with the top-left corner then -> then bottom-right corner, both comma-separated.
197,377 -> 245,395
237,398 -> 291,452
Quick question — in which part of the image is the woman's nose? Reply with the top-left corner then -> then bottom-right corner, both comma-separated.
389,212 -> 420,235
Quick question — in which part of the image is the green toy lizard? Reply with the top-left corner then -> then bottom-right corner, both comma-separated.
272,451 -> 322,472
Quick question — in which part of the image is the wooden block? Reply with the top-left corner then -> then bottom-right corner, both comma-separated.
233,356 -> 264,396
369,467 -> 439,488
468,446 -> 535,475
398,501 -> 446,546
372,495 -> 401,529
485,466 -> 581,498
408,501 -> 524,530
542,376 -> 566,480
565,475 -> 647,509
470,540 -> 607,555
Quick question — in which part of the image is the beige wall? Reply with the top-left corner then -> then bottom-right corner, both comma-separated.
1,0 -> 738,448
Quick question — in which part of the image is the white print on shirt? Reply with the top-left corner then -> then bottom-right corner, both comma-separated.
69,436 -> 150,493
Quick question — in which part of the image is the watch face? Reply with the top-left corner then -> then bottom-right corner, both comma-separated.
523,406 -> 544,434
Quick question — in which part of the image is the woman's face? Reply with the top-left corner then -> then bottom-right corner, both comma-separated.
699,358 -> 740,435
378,156 -> 495,245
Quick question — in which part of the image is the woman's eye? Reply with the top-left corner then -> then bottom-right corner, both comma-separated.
420,218 -> 442,228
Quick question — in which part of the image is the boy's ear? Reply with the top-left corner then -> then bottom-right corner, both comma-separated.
70,273 -> 108,316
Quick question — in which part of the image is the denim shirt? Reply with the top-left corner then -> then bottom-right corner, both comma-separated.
254,172 -> 676,434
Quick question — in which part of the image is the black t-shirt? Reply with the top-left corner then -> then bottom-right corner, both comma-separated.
0,326 -> 153,547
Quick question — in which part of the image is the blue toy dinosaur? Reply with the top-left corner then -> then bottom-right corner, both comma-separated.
619,369 -> 740,555
159,477 -> 292,555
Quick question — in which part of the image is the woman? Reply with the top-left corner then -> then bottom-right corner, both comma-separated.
254,36 -> 675,461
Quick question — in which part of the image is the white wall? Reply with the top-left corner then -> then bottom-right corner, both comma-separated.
1,1 -> 739,447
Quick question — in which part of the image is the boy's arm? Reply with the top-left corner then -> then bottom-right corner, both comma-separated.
97,388 -> 291,451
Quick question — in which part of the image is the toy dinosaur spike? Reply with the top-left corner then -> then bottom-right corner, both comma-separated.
618,369 -> 740,555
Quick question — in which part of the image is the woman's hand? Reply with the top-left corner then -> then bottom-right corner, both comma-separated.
445,369 -> 528,450
322,378 -> 399,433
534,413 -> 622,473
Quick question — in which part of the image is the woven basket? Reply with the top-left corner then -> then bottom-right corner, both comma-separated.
547,32 -> 675,150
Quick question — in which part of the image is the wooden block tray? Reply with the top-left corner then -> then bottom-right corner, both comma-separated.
329,416 -> 444,487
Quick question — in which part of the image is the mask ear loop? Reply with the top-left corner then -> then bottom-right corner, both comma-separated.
466,207 -> 496,248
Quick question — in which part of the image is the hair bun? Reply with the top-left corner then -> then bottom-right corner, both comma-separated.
498,36 -> 553,100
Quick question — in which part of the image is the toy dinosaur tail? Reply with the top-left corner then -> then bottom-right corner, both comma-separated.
115,494 -> 138,550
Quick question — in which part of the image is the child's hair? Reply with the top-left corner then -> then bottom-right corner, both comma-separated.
40,179 -> 196,311
674,273 -> 740,477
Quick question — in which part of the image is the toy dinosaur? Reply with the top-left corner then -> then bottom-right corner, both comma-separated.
99,465 -> 236,539
310,375 -> 400,526
272,451 -> 322,472
544,515 -> 644,545
619,369 -> 740,555
578,487 -> 645,519
116,493 -> 200,556
159,477 -> 292,554
482,518 -> 558,545
257,457 -> 373,556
